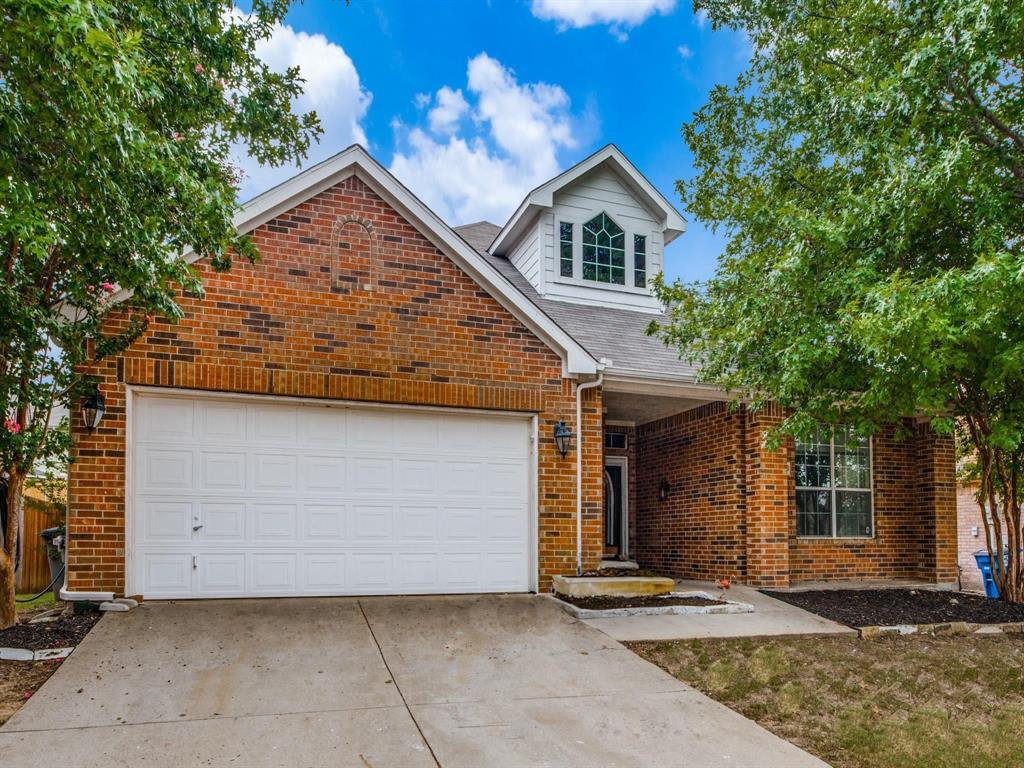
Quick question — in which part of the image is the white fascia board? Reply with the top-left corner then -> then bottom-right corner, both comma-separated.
602,370 -> 730,401
491,144 -> 687,255
106,144 -> 597,377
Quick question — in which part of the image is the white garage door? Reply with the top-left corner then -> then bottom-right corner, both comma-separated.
130,393 -> 533,598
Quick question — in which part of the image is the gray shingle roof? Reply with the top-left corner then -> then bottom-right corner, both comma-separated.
453,222 -> 699,381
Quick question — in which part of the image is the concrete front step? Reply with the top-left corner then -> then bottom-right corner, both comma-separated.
552,574 -> 675,598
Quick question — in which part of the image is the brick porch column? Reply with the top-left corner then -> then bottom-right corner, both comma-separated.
915,424 -> 958,585
743,405 -> 791,587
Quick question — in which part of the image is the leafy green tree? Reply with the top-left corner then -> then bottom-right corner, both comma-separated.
652,1 -> 1024,600
0,0 -> 322,627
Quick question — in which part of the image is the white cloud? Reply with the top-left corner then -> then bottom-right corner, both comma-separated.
427,87 -> 470,134
530,0 -> 676,39
694,8 -> 709,28
389,53 -> 581,226
677,44 -> 693,59
232,12 -> 372,200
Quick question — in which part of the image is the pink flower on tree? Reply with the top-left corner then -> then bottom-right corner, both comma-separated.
4,419 -> 21,434
101,282 -> 115,292
172,131 -> 184,142
194,63 -> 205,74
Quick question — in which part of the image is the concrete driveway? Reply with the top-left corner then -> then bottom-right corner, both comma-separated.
0,595 -> 827,767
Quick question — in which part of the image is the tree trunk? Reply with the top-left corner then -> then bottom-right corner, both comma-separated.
1,472 -> 25,630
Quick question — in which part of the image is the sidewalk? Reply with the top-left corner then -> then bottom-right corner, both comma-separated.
583,580 -> 856,642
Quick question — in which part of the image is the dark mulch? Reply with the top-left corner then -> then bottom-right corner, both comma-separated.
557,593 -> 725,610
0,612 -> 101,651
763,588 -> 1024,628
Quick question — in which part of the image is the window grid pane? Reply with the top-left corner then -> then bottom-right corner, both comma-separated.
582,213 -> 625,285
634,235 -> 646,288
559,222 -> 573,278
795,426 -> 872,537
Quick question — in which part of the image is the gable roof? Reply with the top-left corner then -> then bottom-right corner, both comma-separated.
454,222 -> 701,384
489,144 -> 687,257
110,145 -> 598,377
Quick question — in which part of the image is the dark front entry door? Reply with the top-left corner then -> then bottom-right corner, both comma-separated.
604,463 -> 624,550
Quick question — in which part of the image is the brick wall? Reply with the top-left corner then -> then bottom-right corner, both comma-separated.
631,405 -> 958,586
633,402 -> 747,580
957,484 -> 984,589
67,174 -> 603,595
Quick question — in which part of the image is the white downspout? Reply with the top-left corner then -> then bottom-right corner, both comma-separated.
575,359 -> 608,576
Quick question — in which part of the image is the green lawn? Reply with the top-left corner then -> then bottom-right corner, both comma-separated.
628,634 -> 1024,768
15,592 -> 57,613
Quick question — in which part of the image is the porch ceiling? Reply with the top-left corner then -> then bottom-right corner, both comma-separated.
603,390 -> 710,426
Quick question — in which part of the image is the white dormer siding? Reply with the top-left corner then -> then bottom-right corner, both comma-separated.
539,165 -> 663,312
490,145 -> 685,314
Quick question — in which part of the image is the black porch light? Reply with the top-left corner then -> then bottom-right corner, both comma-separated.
81,388 -> 106,433
553,420 -> 573,458
659,479 -> 671,502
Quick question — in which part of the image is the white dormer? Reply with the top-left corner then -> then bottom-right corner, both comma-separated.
490,145 -> 686,313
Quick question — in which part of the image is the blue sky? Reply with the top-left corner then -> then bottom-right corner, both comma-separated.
236,0 -> 751,282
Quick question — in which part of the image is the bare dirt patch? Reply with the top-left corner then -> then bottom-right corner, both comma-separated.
629,634 -> 1024,768
557,593 -> 724,610
0,661 -> 62,727
764,589 -> 1024,628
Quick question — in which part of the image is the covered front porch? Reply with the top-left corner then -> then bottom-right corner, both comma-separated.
595,377 -> 959,590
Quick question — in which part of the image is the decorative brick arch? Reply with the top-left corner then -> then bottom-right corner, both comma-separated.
331,214 -> 379,291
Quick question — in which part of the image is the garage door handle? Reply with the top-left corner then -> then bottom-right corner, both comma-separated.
192,524 -> 204,532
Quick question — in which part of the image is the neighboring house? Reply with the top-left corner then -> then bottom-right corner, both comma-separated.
957,482 -> 985,590
65,144 -> 957,601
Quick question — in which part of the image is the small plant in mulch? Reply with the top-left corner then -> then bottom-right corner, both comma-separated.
763,588 -> 1024,629
556,593 -> 726,610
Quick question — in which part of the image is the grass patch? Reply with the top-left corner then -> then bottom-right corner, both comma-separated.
15,592 -> 56,613
628,634 -> 1024,768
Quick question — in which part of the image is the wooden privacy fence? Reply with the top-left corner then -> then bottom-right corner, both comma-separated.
15,487 -> 62,594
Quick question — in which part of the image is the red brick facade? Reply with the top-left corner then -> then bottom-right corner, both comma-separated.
631,404 -> 958,587
67,174 -> 604,595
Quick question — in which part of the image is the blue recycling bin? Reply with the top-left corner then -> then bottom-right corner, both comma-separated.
974,549 -> 1007,599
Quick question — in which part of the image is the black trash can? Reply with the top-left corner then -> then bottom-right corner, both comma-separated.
39,526 -> 66,601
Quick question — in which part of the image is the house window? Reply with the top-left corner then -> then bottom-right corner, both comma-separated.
633,234 -> 646,288
604,432 -> 627,450
582,213 -> 625,285
795,425 -> 873,538
559,222 -> 574,278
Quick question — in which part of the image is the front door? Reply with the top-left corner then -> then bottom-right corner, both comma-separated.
604,457 -> 628,557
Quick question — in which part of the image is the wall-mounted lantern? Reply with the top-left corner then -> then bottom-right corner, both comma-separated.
81,388 -> 106,434
553,420 -> 573,458
659,479 -> 671,502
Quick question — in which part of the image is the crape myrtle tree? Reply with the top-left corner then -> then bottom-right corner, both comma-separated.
650,1 -> 1024,600
0,0 -> 322,628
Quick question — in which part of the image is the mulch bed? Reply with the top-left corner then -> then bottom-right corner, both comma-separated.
0,612 -> 101,651
576,568 -> 663,578
763,588 -> 1024,628
556,593 -> 725,610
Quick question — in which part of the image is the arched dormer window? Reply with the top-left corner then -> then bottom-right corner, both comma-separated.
582,213 -> 625,285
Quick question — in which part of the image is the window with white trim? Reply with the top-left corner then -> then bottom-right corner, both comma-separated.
633,234 -> 646,288
795,425 -> 873,537
582,213 -> 625,285
559,221 -> 574,278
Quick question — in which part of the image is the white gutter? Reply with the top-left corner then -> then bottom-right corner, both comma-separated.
575,359 -> 609,575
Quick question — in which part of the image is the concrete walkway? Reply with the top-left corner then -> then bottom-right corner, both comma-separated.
583,580 -> 856,642
0,595 -> 827,767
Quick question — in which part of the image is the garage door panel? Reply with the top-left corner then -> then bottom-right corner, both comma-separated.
253,453 -> 298,491
303,504 -> 346,540
302,456 -> 347,492
253,503 -> 298,541
132,394 -> 532,598
143,450 -> 193,491
199,501 -> 246,541
199,452 -> 246,491
142,500 -> 192,542
198,402 -> 247,442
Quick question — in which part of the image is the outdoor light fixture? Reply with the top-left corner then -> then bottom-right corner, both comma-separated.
659,479 -> 671,502
553,420 -> 573,458
81,388 -> 106,433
